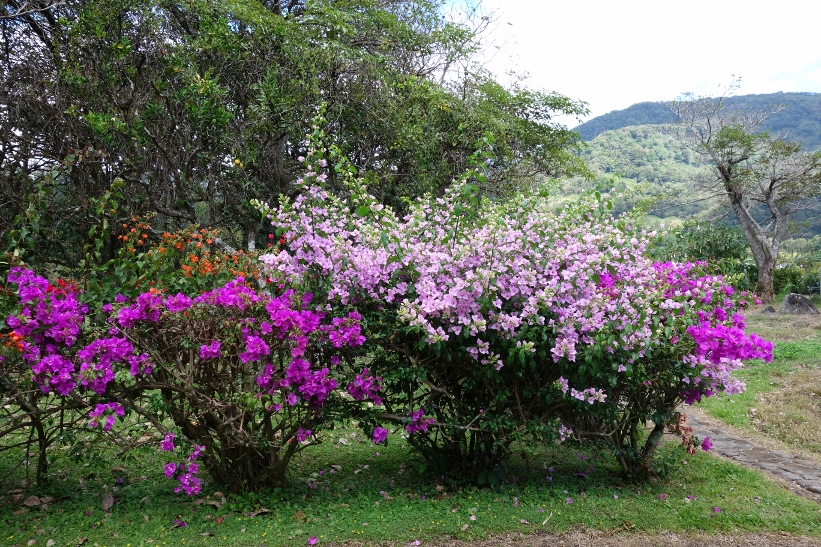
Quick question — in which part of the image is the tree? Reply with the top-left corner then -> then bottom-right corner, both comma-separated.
669,82 -> 821,303
1,0 -> 587,278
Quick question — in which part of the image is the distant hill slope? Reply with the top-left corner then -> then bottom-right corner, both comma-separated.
574,92 -> 821,149
559,123 -> 821,239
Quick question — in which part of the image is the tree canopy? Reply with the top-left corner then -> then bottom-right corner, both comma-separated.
1,0 -> 588,273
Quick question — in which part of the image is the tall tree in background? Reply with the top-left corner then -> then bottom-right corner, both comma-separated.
0,0 -> 588,276
669,83 -> 821,303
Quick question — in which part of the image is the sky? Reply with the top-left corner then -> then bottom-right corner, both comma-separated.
470,0 -> 821,126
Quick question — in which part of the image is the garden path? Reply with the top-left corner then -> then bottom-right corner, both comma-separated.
684,406 -> 821,500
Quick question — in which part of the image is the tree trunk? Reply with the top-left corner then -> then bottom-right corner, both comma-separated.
730,199 -> 776,304
755,260 -> 775,305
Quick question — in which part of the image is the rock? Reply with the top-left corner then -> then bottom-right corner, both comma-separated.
761,305 -> 777,314
22,495 -> 41,507
778,293 -> 820,315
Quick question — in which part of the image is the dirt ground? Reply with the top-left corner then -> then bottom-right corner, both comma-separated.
342,529 -> 821,546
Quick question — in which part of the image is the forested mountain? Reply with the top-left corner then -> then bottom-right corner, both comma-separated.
559,124 -> 821,239
574,92 -> 821,150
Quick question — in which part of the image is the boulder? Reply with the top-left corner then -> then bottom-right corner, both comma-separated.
761,306 -> 777,314
778,293 -> 820,315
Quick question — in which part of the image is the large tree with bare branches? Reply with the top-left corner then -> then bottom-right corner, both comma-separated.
669,84 -> 821,303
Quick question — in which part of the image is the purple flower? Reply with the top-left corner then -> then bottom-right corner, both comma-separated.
701,436 -> 713,451
199,340 -> 222,359
164,293 -> 193,312
239,335 -> 269,363
347,368 -> 383,405
405,409 -> 434,434
174,472 -> 201,496
307,538 -> 318,546
160,432 -> 176,451
565,497 -> 573,504
164,462 -> 178,478
372,427 -> 389,444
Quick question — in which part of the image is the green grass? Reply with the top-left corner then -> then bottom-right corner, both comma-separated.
698,308 -> 821,456
2,425 -> 821,547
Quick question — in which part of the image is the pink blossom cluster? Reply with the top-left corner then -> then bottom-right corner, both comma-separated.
6,268 -> 370,495
88,402 -> 125,431
160,433 -> 205,496
255,152 -> 774,449
405,408 -> 434,434
346,367 -> 383,406
6,268 -> 87,395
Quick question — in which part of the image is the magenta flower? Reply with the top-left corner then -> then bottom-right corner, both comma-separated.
307,538 -> 318,545
199,339 -> 222,359
701,436 -> 714,451
372,427 -> 389,444
160,432 -> 176,451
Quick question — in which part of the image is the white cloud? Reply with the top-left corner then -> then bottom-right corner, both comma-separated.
469,0 -> 821,122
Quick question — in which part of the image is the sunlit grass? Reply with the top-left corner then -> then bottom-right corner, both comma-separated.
699,305 -> 821,458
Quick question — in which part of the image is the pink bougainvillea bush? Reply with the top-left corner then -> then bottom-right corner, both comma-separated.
254,128 -> 772,479
3,268 -> 372,492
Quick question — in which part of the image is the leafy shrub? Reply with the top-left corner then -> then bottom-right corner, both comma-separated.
2,260 -> 376,493
254,128 -> 772,479
773,265 -> 804,295
649,220 -> 756,291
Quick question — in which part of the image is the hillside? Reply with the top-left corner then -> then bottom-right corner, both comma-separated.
574,92 -> 821,150
559,124 -> 821,238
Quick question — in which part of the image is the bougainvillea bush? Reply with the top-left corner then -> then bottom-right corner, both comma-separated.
2,266 -> 373,492
254,131 -> 773,479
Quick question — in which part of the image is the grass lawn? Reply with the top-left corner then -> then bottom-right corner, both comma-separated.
698,304 -> 821,458
2,422 -> 821,547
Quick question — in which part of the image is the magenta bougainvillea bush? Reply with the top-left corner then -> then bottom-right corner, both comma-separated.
3,267 -> 373,492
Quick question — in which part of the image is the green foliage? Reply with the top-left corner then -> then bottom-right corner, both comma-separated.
650,220 -> 757,291
1,0 -> 587,275
773,266 -> 804,295
3,424 -> 821,545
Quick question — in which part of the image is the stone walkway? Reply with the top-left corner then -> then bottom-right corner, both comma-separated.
685,409 -> 821,499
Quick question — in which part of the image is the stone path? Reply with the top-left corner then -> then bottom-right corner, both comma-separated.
685,409 -> 821,499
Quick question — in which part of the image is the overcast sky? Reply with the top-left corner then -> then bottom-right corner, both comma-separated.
473,0 -> 821,125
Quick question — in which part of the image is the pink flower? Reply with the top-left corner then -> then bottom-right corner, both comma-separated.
160,432 -> 176,451
307,537 -> 318,545
199,340 -> 221,359
372,427 -> 389,444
